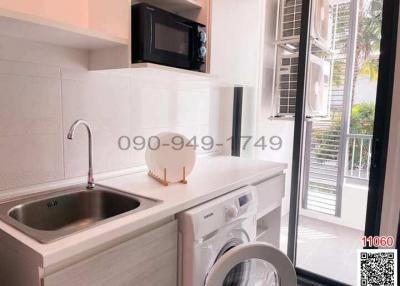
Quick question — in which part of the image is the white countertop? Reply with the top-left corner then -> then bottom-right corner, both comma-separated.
0,156 -> 286,268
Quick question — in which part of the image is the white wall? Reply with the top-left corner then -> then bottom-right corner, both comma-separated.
0,35 -> 226,194
256,0 -> 295,216
210,0 -> 294,180
210,0 -> 267,159
211,0 -> 295,215
211,0 -> 265,87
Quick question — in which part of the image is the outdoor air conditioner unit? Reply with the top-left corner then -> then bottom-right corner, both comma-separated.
275,52 -> 298,116
275,52 -> 330,117
279,0 -> 331,50
311,0 -> 331,49
306,54 -> 330,117
279,0 -> 302,41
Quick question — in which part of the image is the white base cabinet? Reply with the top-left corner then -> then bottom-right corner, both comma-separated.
42,221 -> 178,286
252,174 -> 285,247
0,172 -> 286,286
256,206 -> 282,248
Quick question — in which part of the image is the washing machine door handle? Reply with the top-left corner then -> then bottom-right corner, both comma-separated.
204,242 -> 297,286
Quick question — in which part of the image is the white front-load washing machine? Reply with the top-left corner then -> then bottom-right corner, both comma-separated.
177,186 -> 296,286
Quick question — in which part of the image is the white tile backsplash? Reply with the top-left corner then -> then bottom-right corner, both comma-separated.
0,73 -> 62,136
131,86 -> 173,129
61,71 -> 133,178
0,134 -> 64,190
0,35 -> 225,192
0,59 -> 60,78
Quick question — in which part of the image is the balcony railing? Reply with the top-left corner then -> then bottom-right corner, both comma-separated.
345,134 -> 372,180
303,126 -> 372,217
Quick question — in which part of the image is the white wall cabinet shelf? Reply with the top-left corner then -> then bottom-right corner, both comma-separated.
0,8 -> 128,50
130,63 -> 213,79
87,62 -> 213,82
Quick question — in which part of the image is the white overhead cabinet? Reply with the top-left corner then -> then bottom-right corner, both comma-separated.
0,0 -> 129,49
0,0 -> 212,73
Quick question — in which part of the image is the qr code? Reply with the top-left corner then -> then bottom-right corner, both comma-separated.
358,249 -> 398,286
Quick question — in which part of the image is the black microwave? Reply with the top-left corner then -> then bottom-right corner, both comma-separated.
131,3 -> 207,72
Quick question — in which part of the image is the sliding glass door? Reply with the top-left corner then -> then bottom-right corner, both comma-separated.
225,0 -> 397,283
286,0 -> 398,284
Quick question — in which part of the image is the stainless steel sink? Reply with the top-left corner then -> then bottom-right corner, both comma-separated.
0,185 -> 160,243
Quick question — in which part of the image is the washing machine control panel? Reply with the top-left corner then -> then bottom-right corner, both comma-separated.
225,205 -> 239,219
224,193 -> 253,221
238,194 -> 251,207
181,186 -> 257,239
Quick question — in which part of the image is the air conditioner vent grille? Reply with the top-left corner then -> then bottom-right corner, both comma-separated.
277,54 -> 299,114
281,0 -> 303,40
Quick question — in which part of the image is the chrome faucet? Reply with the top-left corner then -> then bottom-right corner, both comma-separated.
67,120 -> 95,189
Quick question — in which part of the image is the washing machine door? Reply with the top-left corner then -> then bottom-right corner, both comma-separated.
205,242 -> 296,286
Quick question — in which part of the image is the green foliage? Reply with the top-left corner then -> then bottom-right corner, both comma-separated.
332,61 -> 346,88
313,102 -> 375,170
313,1 -> 381,173
357,0 -> 382,59
347,1 -> 381,170
354,0 -> 382,84
313,112 -> 342,161
348,103 -> 375,171
350,102 -> 375,134
359,59 -> 379,81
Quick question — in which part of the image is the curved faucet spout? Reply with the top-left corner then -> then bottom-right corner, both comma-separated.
67,120 -> 95,189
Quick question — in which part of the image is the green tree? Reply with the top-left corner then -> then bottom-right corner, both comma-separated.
350,102 -> 375,134
352,0 -> 382,106
348,103 -> 375,171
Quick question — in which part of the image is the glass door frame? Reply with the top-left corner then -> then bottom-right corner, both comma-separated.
287,0 -> 400,284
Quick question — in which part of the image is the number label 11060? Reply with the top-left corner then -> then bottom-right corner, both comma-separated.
361,236 -> 394,248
